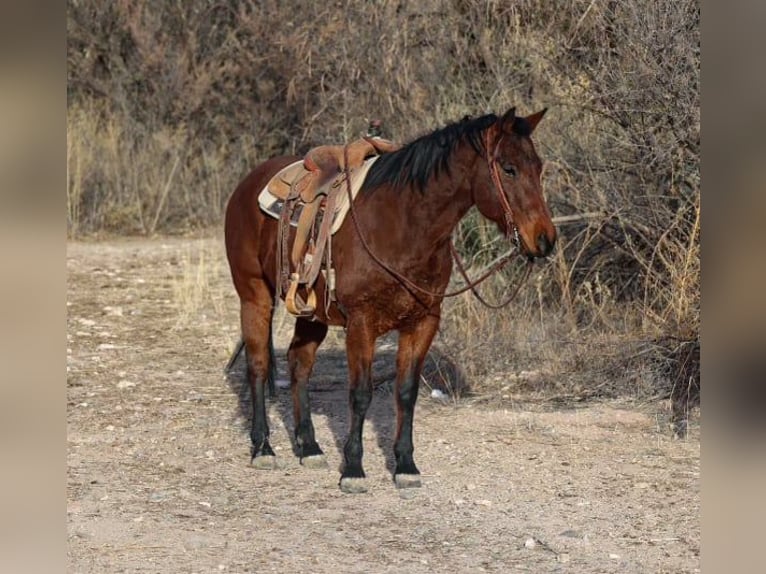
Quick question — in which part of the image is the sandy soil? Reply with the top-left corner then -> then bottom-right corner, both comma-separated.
67,237 -> 699,573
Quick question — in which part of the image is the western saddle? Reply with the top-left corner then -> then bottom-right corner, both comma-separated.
268,122 -> 401,317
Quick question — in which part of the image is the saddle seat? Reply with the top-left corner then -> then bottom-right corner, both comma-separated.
267,136 -> 398,202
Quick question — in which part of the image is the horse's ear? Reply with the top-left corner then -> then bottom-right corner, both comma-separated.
525,108 -> 547,133
499,107 -> 517,131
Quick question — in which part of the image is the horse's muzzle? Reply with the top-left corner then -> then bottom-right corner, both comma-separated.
536,230 -> 556,258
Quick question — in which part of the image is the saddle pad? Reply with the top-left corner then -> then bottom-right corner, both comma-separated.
257,156 -> 380,234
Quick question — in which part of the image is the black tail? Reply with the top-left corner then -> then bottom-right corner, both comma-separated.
224,339 -> 245,373
225,332 -> 278,398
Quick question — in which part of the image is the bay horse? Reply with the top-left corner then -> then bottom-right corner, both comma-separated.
224,108 -> 556,492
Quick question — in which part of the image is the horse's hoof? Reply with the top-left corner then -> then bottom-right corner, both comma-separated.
394,473 -> 422,489
250,455 -> 278,470
301,454 -> 328,469
339,477 -> 368,494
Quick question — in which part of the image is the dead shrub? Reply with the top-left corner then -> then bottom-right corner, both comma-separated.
67,0 -> 699,415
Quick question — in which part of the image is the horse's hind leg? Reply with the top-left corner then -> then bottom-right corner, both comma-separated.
339,316 -> 377,493
288,318 -> 328,467
241,282 -> 278,468
228,328 -> 275,397
393,315 -> 440,488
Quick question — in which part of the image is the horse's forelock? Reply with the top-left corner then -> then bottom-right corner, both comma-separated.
510,116 -> 532,138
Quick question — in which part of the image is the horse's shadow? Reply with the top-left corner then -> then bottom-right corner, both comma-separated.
225,337 -> 399,475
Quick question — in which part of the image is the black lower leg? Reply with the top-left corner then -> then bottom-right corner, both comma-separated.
288,319 -> 327,460
342,381 -> 372,480
294,382 -> 323,459
394,366 -> 420,476
250,371 -> 274,459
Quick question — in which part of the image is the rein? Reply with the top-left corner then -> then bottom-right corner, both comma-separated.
451,242 -> 533,308
341,137 -> 531,306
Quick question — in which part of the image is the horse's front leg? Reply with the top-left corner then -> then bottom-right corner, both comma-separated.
339,316 -> 376,493
393,314 -> 440,488
288,318 -> 328,467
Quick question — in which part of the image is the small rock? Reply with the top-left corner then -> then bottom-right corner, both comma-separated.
524,538 -> 536,549
557,553 -> 570,563
148,491 -> 170,503
609,553 -> 620,560
430,389 -> 449,401
103,306 -> 123,316
117,381 -> 136,389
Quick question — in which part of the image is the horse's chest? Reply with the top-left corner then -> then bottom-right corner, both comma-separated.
334,241 -> 452,333
341,280 -> 441,334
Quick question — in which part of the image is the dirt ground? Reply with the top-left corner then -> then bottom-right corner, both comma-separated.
67,237 -> 700,573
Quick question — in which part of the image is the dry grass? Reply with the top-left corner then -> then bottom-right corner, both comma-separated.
171,241 -> 228,328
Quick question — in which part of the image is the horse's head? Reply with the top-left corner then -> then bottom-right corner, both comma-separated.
474,108 -> 557,259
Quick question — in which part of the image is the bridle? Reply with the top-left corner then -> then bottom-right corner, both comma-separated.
484,128 -> 523,251
341,126 -> 533,307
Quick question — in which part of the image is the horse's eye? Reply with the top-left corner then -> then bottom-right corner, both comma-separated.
502,164 -> 517,177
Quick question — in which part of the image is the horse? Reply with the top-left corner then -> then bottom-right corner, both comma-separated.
224,107 -> 557,493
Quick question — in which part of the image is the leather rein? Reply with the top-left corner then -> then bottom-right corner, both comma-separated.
341,129 -> 533,308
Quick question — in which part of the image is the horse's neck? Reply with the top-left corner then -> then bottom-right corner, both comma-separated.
360,145 -> 481,248
401,156 -> 478,243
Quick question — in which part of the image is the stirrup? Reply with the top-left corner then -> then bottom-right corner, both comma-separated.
285,273 -> 317,317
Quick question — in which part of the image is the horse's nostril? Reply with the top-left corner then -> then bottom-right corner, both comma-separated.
537,232 -> 554,256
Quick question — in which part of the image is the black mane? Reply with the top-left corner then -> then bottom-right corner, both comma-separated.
362,113 -> 498,193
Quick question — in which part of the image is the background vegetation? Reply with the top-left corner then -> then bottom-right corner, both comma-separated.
67,0 -> 699,427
